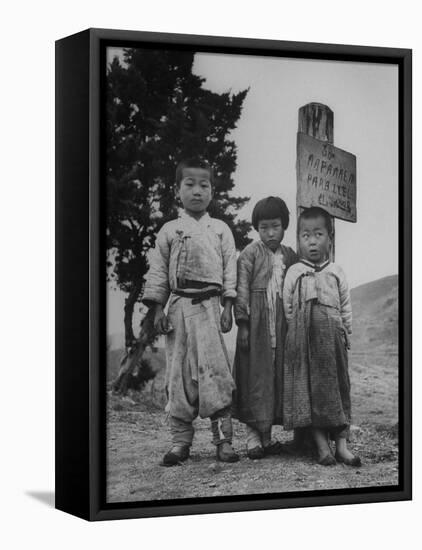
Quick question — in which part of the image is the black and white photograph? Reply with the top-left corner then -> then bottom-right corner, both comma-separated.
105,44 -> 401,504
4,0 -> 421,542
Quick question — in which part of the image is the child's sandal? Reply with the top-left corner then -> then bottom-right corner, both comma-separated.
247,446 -> 265,460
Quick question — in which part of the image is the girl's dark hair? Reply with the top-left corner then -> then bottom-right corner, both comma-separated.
175,158 -> 214,187
298,206 -> 333,236
252,196 -> 290,230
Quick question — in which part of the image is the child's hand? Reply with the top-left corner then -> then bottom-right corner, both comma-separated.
153,306 -> 170,334
220,309 -> 233,333
344,331 -> 351,350
237,323 -> 249,350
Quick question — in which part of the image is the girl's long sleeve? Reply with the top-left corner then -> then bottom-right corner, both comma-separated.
221,224 -> 237,300
234,248 -> 253,323
282,266 -> 296,323
338,267 -> 352,334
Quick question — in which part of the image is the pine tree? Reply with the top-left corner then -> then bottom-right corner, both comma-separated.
106,48 -> 251,345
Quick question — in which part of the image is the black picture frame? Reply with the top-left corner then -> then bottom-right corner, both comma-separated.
55,28 -> 412,521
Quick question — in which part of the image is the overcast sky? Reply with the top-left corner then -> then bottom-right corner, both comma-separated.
106,48 -> 398,338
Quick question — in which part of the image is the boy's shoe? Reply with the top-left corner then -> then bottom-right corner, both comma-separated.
247,445 -> 265,460
216,442 -> 240,463
263,441 -> 284,456
161,446 -> 190,467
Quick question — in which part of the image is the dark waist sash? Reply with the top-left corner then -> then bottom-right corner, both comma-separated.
173,287 -> 221,304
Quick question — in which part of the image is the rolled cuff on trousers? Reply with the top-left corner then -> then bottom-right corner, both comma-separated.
170,407 -> 233,447
169,416 -> 194,447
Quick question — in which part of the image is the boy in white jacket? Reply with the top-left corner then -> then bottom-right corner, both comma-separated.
143,159 -> 239,466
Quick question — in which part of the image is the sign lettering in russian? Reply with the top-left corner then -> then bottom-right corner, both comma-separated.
297,132 -> 357,222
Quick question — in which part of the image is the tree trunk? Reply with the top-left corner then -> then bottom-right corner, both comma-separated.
124,283 -> 142,347
112,308 -> 157,395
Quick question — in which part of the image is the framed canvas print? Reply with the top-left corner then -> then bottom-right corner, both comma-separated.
55,28 -> 412,521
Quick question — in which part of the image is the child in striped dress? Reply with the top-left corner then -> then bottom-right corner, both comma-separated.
283,207 -> 361,466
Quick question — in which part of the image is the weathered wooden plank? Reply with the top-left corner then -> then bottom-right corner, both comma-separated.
297,133 -> 357,222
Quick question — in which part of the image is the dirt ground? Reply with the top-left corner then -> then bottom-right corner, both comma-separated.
106,351 -> 399,503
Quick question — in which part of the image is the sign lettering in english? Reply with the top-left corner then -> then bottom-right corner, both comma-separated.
297,133 -> 357,222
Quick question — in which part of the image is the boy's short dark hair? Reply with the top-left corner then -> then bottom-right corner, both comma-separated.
298,206 -> 333,236
175,158 -> 214,187
252,196 -> 290,231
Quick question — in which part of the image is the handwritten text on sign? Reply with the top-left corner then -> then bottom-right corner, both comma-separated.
297,133 -> 357,222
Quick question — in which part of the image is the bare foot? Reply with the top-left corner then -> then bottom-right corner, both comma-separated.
318,453 -> 336,466
312,428 -> 335,465
335,437 -> 361,466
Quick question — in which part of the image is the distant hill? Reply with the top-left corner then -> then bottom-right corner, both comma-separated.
350,274 -> 398,353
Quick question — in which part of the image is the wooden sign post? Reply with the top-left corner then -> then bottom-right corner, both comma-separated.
297,103 -> 357,260
294,103 -> 357,451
